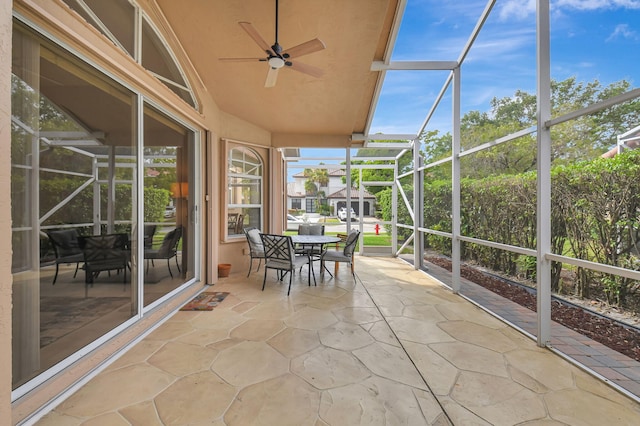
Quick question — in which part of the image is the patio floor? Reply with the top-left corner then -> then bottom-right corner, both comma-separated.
36,256 -> 640,425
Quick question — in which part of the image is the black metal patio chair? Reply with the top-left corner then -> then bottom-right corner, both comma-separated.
260,233 -> 315,296
145,226 -> 182,278
46,229 -> 84,285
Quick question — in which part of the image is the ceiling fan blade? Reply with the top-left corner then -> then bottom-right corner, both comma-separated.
283,38 -> 326,59
288,61 -> 324,78
265,67 -> 279,88
219,57 -> 266,62
239,22 -> 273,55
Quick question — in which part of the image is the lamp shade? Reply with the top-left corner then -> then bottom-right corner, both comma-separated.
170,182 -> 188,198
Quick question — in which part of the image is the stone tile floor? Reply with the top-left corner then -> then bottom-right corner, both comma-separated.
420,256 -> 640,399
37,257 -> 640,425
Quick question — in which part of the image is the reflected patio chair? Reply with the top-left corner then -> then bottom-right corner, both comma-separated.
145,226 -> 182,278
46,229 -> 84,285
320,230 -> 360,282
143,224 -> 157,249
78,233 -> 129,296
260,233 -> 315,296
234,214 -> 244,234
243,227 -> 265,276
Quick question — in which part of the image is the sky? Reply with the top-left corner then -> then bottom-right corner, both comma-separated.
293,0 -> 640,178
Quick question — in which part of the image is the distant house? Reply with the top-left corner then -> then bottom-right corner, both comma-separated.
327,186 -> 376,216
601,124 -> 640,158
287,168 -> 376,215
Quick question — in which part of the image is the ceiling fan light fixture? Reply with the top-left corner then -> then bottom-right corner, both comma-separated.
268,56 -> 285,68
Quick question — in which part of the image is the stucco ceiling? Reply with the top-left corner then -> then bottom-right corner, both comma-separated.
155,0 -> 400,146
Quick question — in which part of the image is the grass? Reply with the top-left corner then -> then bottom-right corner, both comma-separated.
362,234 -> 392,245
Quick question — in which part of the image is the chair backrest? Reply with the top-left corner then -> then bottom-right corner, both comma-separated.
260,234 -> 295,269
235,214 -> 244,234
158,226 -> 182,257
343,230 -> 360,257
78,234 -> 128,263
243,227 -> 264,255
143,224 -> 157,249
46,229 -> 82,258
298,224 -> 325,236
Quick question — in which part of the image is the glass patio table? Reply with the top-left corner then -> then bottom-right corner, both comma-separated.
290,235 -> 341,276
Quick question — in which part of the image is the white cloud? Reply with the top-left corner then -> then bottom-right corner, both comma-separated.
499,0 -> 640,20
499,0 -> 536,21
606,23 -> 639,41
556,0 -> 640,10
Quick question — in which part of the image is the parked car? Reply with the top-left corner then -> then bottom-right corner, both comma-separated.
287,214 -> 305,230
164,205 -> 176,218
337,207 -> 356,221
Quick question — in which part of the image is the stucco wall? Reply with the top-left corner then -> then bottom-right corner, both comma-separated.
0,0 -> 13,421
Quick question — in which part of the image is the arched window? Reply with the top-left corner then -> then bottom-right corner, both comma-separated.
61,0 -> 197,108
227,147 -> 263,237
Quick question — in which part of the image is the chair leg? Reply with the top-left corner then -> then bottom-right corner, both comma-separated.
262,267 -> 268,291
247,258 -> 253,277
309,256 -> 316,286
287,269 -> 293,296
73,262 -> 80,278
324,260 -> 333,278
167,259 -> 173,278
175,255 -> 181,273
52,264 -> 60,285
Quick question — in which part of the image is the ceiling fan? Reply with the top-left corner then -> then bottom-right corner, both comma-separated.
219,0 -> 326,88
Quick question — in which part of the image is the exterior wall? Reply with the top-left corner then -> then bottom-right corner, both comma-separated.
1,0 -> 13,422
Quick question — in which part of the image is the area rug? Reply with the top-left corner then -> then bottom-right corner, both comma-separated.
180,292 -> 229,311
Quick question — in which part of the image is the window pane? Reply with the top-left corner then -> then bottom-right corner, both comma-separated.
11,24 -> 137,389
61,0 -> 135,55
227,147 -> 263,237
142,18 -> 195,107
143,104 -> 195,307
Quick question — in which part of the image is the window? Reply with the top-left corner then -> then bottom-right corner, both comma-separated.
12,23 -> 137,388
11,20 -> 200,393
227,146 -> 263,237
60,0 -> 197,108
291,198 -> 302,209
305,198 -> 317,213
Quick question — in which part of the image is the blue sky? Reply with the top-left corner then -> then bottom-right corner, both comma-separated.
294,0 -> 640,177
371,0 -> 640,135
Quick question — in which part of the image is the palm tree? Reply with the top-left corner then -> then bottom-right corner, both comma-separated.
304,167 -> 329,215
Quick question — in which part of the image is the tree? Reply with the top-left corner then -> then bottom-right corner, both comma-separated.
347,146 -> 414,194
303,167 -> 329,215
445,77 -> 640,179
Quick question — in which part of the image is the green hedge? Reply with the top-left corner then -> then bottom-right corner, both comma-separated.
377,150 -> 640,309
40,181 -> 170,231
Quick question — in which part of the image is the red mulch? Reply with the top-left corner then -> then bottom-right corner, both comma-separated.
427,256 -> 640,362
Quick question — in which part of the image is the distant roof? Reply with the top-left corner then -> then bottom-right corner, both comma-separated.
601,124 -> 640,158
327,187 -> 376,199
287,182 -> 305,197
292,168 -> 345,178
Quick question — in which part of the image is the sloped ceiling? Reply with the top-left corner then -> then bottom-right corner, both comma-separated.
155,0 -> 399,146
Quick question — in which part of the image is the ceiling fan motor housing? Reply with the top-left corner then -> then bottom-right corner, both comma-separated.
268,56 -> 285,69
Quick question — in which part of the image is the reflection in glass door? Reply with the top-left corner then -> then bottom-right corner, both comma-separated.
142,104 -> 195,307
11,24 -> 138,389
